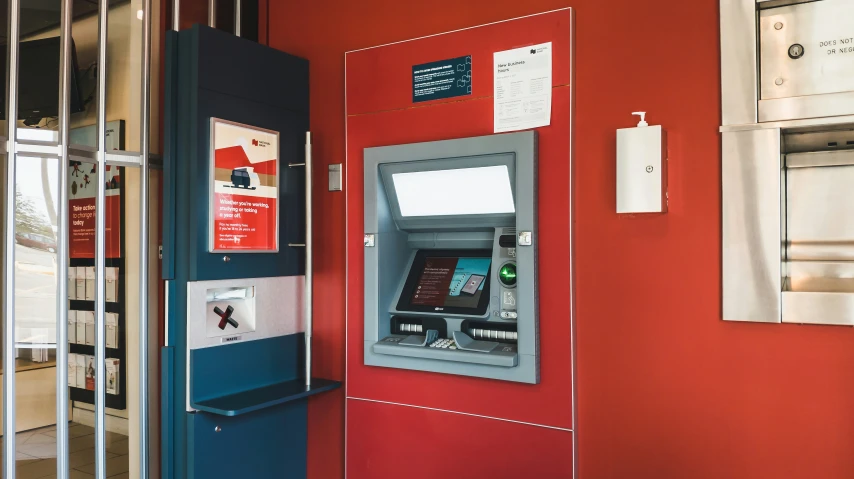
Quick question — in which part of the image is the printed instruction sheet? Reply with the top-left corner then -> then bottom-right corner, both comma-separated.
493,42 -> 552,133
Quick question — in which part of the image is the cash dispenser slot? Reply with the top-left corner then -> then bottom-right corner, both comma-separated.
363,132 -> 538,383
783,128 -> 854,324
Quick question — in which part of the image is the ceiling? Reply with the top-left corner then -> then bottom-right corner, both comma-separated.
0,0 -> 127,44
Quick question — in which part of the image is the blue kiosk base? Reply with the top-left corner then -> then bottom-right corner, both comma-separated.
162,25 -> 339,479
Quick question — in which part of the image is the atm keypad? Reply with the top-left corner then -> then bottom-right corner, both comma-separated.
429,338 -> 457,350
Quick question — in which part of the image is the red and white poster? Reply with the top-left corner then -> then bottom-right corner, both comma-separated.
210,119 -> 279,252
68,162 -> 122,259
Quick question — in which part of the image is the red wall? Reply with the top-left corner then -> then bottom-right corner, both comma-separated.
264,1 -> 854,478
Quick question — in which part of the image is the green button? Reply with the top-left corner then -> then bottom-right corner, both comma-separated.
498,263 -> 517,287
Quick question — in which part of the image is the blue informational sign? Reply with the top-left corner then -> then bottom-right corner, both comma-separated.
412,55 -> 472,103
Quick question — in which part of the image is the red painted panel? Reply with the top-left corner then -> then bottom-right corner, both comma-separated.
345,12 -> 572,116
346,398 -> 573,479
266,0 -> 854,478
346,88 -> 572,428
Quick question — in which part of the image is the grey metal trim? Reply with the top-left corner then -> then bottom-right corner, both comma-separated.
56,0 -> 73,475
172,0 -> 180,31
757,0 -> 814,8
721,115 -> 854,133
106,151 -> 143,166
95,0 -> 109,476
3,0 -> 21,475
758,92 -> 854,123
234,0 -> 241,37
139,0 -> 152,473
722,128 -> 783,323
786,150 -> 854,169
720,0 -> 758,126
782,291 -> 854,326
208,0 -> 216,28
15,141 -> 61,157
305,132 -> 312,386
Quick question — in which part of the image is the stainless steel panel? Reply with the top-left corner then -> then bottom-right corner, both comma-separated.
721,114 -> 854,132
760,0 -> 854,100
722,128 -> 782,322
788,261 -> 854,292
786,149 -> 854,168
759,0 -> 817,9
782,291 -> 854,325
786,164 -> 854,261
721,0 -> 759,126
759,91 -> 854,122
784,128 -> 854,154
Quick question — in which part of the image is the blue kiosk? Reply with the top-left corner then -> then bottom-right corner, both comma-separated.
161,25 -> 339,479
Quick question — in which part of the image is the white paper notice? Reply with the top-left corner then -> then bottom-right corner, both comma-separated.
494,42 -> 552,133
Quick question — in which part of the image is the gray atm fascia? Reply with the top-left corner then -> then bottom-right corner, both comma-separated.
363,132 -> 539,383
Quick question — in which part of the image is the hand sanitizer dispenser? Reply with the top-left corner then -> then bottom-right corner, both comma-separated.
616,112 -> 667,214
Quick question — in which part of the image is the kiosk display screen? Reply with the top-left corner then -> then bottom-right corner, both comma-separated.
397,250 -> 492,315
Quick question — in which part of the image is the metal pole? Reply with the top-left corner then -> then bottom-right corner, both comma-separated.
95,0 -> 109,478
304,132 -> 312,387
56,0 -> 73,475
208,0 -> 216,28
3,0 -> 20,475
234,0 -> 241,37
139,0 -> 153,474
172,0 -> 180,31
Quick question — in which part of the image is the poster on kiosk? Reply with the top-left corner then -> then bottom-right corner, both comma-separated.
209,118 -> 280,253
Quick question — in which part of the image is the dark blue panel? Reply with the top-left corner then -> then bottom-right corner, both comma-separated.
161,347 -> 175,479
163,24 -> 317,479
195,25 -> 308,115
188,403 -> 307,479
190,334 -> 303,404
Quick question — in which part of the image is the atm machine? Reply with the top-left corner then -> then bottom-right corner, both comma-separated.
161,25 -> 338,479
363,132 -> 540,383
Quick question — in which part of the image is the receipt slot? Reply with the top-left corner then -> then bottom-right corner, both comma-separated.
363,132 -> 539,384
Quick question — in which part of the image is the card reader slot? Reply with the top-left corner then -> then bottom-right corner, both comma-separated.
461,320 -> 517,343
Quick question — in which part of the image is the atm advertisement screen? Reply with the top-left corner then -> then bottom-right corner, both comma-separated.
397,250 -> 492,315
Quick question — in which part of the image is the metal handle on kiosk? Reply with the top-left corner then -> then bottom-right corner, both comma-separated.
304,132 -> 312,387
4,0 -> 22,476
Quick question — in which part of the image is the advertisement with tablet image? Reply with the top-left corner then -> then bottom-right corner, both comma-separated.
410,256 -> 491,310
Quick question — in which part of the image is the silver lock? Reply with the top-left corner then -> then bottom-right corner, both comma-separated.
223,256 -> 231,263
214,426 -> 222,432
518,231 -> 532,246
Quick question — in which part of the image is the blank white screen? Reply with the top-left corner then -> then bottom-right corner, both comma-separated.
392,165 -> 515,217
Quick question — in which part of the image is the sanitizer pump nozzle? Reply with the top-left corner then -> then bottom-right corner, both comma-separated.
632,111 -> 648,127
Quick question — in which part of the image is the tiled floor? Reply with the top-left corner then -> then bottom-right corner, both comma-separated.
0,423 -> 129,478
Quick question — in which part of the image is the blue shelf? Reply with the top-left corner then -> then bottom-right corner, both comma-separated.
191,378 -> 340,417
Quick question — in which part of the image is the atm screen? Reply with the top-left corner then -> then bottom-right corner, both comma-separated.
397,249 -> 492,315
